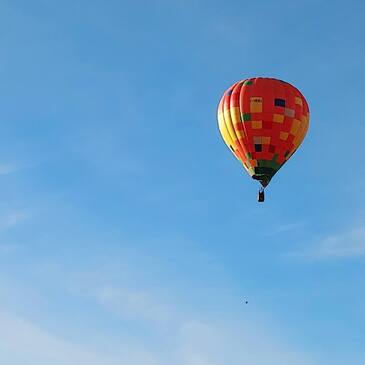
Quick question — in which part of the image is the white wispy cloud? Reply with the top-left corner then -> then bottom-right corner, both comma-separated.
0,210 -> 30,254
0,311 -> 112,365
310,226 -> 365,259
289,225 -> 365,259
0,210 -> 29,230
0,309 -> 318,365
95,285 -> 174,322
64,267 -> 318,365
177,320 -> 316,365
0,161 -> 35,176
0,311 -> 160,365
0,242 -> 320,365
0,163 -> 22,176
268,221 -> 306,235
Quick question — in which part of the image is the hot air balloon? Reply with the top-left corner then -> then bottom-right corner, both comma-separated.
217,77 -> 309,202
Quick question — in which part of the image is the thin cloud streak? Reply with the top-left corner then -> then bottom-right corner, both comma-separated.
95,285 -> 175,322
16,252 -> 320,365
288,225 -> 365,260
0,163 -> 22,176
178,320 -> 316,365
0,161 -> 36,176
63,260 -> 318,365
0,309 -> 318,365
0,211 -> 30,229
267,221 -> 306,236
0,311 -> 116,365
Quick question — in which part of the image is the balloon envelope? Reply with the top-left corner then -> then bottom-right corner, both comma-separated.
217,77 -> 309,187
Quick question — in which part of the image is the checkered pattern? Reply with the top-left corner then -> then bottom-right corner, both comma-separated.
217,77 -> 310,187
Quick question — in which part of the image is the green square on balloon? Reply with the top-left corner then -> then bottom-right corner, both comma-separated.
242,113 -> 251,121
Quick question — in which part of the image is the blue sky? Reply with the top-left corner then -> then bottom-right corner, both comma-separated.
0,0 -> 364,364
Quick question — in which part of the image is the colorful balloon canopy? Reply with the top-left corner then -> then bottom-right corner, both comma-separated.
217,77 -> 309,188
